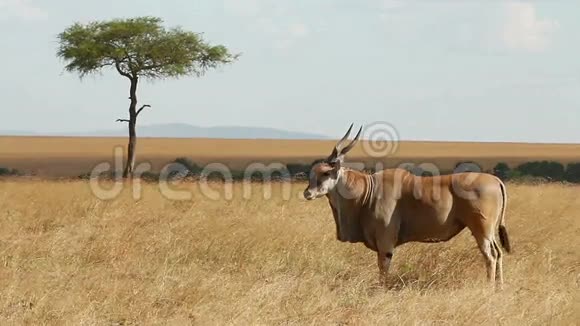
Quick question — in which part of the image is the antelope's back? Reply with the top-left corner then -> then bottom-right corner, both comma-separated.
378,169 -> 503,212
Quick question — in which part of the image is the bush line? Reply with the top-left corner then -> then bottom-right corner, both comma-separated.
3,158 -> 580,184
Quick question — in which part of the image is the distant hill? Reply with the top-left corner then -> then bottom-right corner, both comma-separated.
0,123 -> 329,140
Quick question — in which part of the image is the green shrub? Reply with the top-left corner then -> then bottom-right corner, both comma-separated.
172,157 -> 202,175
516,161 -> 565,181
0,167 -> 21,176
286,163 -> 311,175
492,162 -> 511,180
507,169 -> 523,180
564,162 -> 580,183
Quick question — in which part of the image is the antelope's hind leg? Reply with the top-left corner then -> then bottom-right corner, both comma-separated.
475,236 -> 497,283
465,213 -> 498,283
492,239 -> 504,287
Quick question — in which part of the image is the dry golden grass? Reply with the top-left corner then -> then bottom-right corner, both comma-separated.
3,136 -> 580,176
1,180 -> 579,325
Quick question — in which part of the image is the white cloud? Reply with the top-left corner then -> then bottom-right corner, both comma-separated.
502,1 -> 559,52
0,0 -> 47,21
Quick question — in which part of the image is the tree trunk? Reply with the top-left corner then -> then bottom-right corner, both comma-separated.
122,77 -> 139,178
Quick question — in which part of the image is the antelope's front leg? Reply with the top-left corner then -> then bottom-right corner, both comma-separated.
377,251 -> 393,285
375,216 -> 399,286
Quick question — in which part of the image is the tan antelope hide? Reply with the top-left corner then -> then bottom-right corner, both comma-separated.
303,124 -> 511,286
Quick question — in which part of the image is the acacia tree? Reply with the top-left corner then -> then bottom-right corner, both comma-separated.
57,16 -> 239,178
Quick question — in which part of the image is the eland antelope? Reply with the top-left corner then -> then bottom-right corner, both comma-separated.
303,124 -> 511,286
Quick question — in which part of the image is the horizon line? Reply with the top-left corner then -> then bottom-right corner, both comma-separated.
1,134 -> 580,146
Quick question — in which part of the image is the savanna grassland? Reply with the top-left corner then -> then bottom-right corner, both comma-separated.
1,180 -> 579,325
3,136 -> 580,176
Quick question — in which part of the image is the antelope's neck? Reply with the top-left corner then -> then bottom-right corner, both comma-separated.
333,169 -> 376,207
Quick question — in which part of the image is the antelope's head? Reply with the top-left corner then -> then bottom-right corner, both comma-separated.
303,123 -> 362,200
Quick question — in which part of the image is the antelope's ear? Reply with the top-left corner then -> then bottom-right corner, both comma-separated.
329,159 -> 341,172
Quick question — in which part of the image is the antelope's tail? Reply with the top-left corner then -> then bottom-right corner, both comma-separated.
497,178 -> 512,253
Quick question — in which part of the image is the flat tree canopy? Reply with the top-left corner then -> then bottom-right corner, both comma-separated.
57,16 -> 238,80
56,16 -> 239,177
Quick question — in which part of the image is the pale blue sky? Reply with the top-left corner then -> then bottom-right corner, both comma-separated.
0,0 -> 579,142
